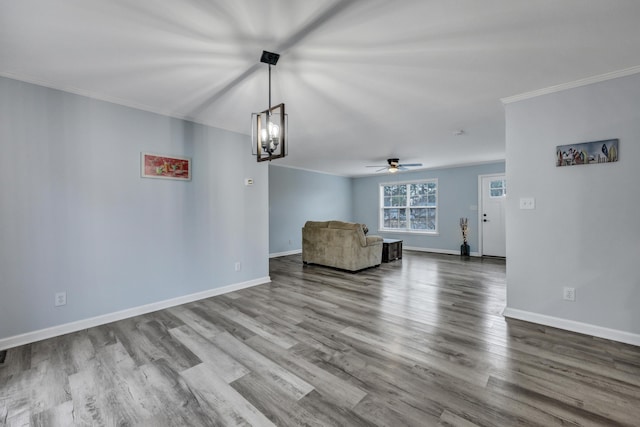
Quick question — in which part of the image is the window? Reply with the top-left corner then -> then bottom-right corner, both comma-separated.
380,180 -> 437,233
490,179 -> 507,198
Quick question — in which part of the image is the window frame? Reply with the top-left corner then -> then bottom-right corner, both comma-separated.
378,178 -> 438,235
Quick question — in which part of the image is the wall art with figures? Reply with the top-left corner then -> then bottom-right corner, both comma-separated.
556,139 -> 618,167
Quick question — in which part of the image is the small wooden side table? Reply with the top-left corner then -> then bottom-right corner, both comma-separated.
382,239 -> 403,262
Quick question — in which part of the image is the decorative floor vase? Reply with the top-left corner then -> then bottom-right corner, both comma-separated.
460,243 -> 470,256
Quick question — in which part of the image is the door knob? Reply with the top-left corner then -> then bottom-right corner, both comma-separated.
483,219 -> 488,222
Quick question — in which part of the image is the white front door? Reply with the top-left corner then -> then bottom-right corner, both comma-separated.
480,174 -> 506,257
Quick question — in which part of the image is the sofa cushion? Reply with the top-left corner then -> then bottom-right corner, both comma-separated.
327,221 -> 360,230
328,221 -> 366,246
304,221 -> 330,228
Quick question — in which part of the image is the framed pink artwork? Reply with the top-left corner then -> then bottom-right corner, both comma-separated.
141,152 -> 191,180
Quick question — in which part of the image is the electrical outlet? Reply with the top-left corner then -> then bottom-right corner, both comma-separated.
235,262 -> 241,272
55,292 -> 67,307
563,287 -> 575,301
519,197 -> 535,210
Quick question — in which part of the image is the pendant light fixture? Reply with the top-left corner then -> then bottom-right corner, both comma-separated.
252,50 -> 286,162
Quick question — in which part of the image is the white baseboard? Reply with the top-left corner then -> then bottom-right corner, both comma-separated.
269,249 -> 302,258
270,247 -> 480,258
503,307 -> 640,347
404,246 -> 480,257
0,276 -> 271,351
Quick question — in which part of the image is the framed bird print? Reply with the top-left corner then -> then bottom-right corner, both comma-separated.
556,139 -> 619,167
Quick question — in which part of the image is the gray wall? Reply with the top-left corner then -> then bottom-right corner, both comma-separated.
505,72 -> 640,340
0,77 -> 269,341
269,165 -> 353,255
352,162 -> 505,253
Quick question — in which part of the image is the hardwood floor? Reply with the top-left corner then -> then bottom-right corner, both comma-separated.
1,251 -> 639,426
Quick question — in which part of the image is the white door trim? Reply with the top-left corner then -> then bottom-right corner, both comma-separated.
477,173 -> 505,257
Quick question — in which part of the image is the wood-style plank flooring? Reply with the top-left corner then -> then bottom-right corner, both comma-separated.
1,252 -> 639,426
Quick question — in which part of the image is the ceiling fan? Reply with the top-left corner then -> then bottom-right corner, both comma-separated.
366,158 -> 423,173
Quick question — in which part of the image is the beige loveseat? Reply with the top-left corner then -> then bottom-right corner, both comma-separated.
302,221 -> 383,271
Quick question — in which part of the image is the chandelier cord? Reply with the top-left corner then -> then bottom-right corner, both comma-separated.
268,64 -> 272,114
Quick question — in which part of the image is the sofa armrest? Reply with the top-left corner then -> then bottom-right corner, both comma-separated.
365,235 -> 383,245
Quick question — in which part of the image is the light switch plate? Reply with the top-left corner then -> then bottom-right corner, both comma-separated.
519,197 -> 535,210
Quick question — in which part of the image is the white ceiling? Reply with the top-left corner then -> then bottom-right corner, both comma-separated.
2,1 -> 640,176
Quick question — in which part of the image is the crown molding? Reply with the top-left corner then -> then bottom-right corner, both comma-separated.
0,70 -> 184,117
0,71 -> 244,136
268,163 -> 352,178
501,65 -> 640,104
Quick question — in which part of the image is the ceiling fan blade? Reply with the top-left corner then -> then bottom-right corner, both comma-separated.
366,159 -> 421,172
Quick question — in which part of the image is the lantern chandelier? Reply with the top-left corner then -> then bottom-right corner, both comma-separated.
252,50 -> 286,162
